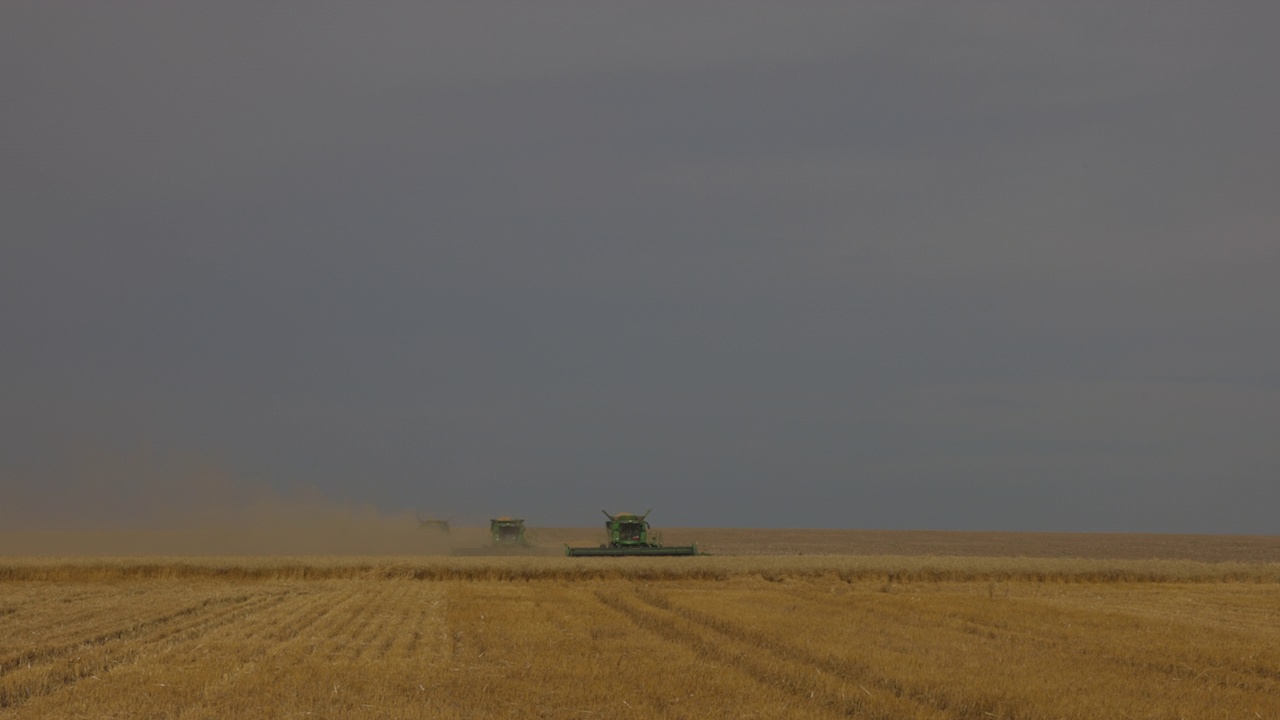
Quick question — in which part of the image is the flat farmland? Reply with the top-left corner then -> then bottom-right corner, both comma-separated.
2,530 -> 1279,718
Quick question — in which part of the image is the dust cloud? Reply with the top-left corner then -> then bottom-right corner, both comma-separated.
0,509 -> 477,557
1,445 -> 483,556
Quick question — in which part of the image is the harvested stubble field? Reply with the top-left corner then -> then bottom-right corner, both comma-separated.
2,530 -> 1279,719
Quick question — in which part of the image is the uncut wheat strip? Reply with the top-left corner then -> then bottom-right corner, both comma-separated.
5,555 -> 1280,584
0,558 -> 362,583
579,554 -> 1280,584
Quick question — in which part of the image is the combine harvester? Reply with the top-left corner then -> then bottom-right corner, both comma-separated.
453,517 -> 537,555
488,516 -> 528,546
565,510 -> 698,557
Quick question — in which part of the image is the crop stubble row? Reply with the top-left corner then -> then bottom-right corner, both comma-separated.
1,560 -> 1278,719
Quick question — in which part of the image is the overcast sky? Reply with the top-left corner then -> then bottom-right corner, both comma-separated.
3,2 -> 1278,534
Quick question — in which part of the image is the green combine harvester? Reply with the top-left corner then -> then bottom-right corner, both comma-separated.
565,510 -> 698,557
452,516 -> 534,555
489,516 -> 528,546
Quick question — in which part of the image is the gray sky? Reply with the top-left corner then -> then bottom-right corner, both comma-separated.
3,2 -> 1278,534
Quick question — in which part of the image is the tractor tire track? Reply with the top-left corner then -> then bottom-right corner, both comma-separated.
634,585 -> 1040,720
779,583 -> 1280,698
595,587 -> 940,720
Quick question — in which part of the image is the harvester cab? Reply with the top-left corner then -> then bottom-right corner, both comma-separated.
605,510 -> 652,546
565,510 -> 697,556
490,517 -> 528,546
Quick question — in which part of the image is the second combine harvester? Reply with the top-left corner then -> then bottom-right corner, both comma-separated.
565,510 -> 698,556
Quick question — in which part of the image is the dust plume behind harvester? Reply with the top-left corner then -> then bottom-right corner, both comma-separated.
416,516 -> 451,535
565,510 -> 698,556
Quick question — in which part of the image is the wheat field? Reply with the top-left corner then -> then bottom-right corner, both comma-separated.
2,549 -> 1279,719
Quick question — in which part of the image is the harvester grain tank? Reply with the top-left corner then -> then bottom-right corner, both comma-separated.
565,510 -> 697,556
